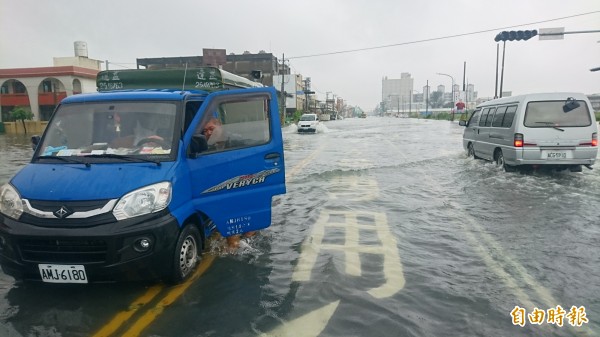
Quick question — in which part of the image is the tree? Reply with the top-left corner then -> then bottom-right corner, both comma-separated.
430,91 -> 444,108
10,107 -> 34,134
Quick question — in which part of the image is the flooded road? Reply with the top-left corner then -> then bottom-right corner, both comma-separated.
0,117 -> 598,337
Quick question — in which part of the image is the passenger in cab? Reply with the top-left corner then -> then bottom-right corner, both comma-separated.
197,117 -> 227,150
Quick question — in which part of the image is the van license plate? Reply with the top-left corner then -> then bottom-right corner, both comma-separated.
38,264 -> 88,283
544,151 -> 569,159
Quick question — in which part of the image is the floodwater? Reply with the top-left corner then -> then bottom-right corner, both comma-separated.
0,117 -> 598,337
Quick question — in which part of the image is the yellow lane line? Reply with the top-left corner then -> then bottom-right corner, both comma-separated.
285,145 -> 323,182
121,254 -> 216,337
92,285 -> 163,337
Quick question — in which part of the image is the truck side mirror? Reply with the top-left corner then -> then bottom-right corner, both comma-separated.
190,134 -> 208,157
31,135 -> 40,151
459,120 -> 467,126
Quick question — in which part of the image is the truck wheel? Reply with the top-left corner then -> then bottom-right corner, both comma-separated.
171,225 -> 201,283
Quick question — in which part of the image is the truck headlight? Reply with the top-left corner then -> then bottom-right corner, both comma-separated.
0,184 -> 24,220
113,182 -> 172,220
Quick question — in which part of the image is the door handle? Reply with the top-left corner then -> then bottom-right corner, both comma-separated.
264,152 -> 280,160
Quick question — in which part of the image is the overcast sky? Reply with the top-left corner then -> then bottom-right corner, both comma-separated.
1,0 -> 599,110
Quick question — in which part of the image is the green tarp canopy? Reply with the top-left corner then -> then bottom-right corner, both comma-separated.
97,67 -> 263,92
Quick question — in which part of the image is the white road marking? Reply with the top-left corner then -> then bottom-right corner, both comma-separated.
261,301 -> 340,337
292,210 -> 405,299
328,175 -> 379,201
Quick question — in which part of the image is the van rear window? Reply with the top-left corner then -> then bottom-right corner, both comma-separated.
524,100 -> 591,127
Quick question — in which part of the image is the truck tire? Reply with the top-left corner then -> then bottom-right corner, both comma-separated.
170,224 -> 202,283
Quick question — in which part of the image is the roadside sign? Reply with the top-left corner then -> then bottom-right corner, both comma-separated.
539,27 -> 565,40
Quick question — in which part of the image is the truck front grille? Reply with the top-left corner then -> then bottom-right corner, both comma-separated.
19,238 -> 108,264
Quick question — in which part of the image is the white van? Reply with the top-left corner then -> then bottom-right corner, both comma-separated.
459,92 -> 598,172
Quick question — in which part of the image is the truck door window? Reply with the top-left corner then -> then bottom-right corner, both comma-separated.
197,96 -> 270,153
184,101 -> 202,133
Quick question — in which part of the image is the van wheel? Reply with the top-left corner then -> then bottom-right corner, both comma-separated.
569,165 -> 583,173
170,225 -> 202,283
495,150 -> 516,172
467,143 -> 478,159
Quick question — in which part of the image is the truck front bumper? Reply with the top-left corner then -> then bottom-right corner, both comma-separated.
0,212 -> 180,283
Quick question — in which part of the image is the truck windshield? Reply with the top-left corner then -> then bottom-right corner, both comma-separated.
524,100 -> 591,127
35,101 -> 178,162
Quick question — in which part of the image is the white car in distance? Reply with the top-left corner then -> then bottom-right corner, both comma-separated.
297,113 -> 319,133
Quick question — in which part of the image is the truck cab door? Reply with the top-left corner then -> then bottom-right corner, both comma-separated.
184,87 -> 286,237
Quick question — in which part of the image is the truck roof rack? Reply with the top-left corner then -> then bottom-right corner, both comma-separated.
96,67 -> 263,92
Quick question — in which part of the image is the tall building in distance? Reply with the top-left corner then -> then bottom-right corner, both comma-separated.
382,73 -> 413,111
422,84 -> 431,100
466,83 -> 477,102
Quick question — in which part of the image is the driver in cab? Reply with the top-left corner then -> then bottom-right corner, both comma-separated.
109,113 -> 169,149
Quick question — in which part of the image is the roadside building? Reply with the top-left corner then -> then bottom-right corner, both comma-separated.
0,41 -> 101,123
273,73 -> 306,120
136,49 -> 289,87
382,73 -> 414,112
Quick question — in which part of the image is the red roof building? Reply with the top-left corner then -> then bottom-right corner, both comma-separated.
0,65 -> 99,122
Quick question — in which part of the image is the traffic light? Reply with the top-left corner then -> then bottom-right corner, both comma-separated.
494,30 -> 538,42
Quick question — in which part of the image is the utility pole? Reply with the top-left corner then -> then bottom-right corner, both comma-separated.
499,41 -> 506,98
425,80 -> 429,117
494,44 -> 499,99
463,62 -> 466,92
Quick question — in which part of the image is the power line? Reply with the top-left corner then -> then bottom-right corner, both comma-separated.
106,62 -> 136,69
288,10 -> 600,59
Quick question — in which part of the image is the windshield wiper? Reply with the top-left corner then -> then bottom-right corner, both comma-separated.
83,153 -> 161,166
34,155 -> 91,167
534,121 -> 565,131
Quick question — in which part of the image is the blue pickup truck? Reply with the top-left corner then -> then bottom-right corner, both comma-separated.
0,67 -> 286,283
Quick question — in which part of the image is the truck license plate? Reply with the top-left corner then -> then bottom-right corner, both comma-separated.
38,264 -> 88,283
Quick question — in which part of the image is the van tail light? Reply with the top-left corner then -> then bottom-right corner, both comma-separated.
580,133 -> 598,146
514,133 -> 524,147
